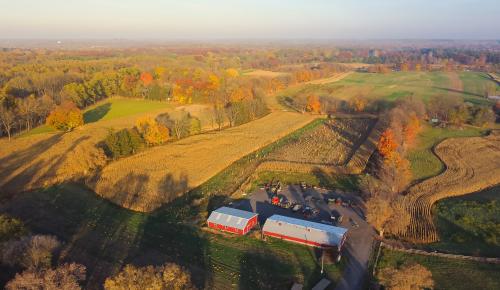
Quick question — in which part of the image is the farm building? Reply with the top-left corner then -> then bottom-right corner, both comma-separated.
207,207 -> 258,235
262,215 -> 348,249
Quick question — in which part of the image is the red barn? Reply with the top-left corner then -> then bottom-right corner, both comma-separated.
207,207 -> 258,235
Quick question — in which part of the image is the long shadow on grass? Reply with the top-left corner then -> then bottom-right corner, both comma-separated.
239,251 -> 294,290
432,86 -> 483,97
83,103 -> 111,123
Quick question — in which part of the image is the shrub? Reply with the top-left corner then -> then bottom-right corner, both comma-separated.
104,128 -> 144,159
0,214 -> 27,242
2,235 -> 61,270
104,263 -> 194,290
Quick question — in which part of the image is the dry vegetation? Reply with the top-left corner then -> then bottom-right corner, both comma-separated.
390,131 -> 500,242
242,116 -> 383,187
243,69 -> 290,78
304,71 -> 353,85
89,111 -> 315,212
267,118 -> 375,165
0,103 -> 186,196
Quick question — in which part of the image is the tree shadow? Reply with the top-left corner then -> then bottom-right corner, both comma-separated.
238,250 -> 294,290
432,86 -> 483,97
83,103 -> 111,123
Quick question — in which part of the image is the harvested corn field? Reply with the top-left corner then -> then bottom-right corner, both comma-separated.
267,118 -> 376,166
390,131 -> 500,243
89,111 -> 315,212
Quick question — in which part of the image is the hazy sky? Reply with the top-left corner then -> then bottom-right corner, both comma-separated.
0,0 -> 498,39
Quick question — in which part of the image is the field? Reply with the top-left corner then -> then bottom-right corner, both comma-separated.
391,131 -> 500,243
243,69 -> 290,78
0,98 -> 201,197
282,71 -> 496,105
407,125 -> 485,181
0,183 -> 343,289
267,118 -> 375,165
431,185 -> 500,257
90,111 -> 315,212
375,248 -> 500,290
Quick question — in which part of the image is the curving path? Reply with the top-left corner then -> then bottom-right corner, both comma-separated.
392,131 -> 500,242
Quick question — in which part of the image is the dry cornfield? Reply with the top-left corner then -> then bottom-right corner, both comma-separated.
240,117 -> 383,190
267,118 -> 376,166
389,130 -> 500,243
0,104 -> 197,196
89,111 -> 315,212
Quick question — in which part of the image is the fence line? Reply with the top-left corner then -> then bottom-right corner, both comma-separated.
380,242 -> 500,264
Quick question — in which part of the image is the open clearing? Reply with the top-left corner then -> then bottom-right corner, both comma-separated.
243,69 -> 290,78
406,125 -> 485,181
376,248 -> 500,290
305,71 -> 353,85
283,71 -> 496,105
431,185 -> 500,257
90,111 -> 315,212
391,131 -> 500,243
0,99 -> 213,197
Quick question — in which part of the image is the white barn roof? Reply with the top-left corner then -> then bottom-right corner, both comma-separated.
207,207 -> 258,230
263,215 -> 348,247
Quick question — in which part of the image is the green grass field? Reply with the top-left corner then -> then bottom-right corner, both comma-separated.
83,98 -> 170,123
0,183 -> 342,289
20,98 -> 171,137
376,248 -> 500,290
282,71 -> 496,105
429,186 -> 500,257
407,125 -> 485,181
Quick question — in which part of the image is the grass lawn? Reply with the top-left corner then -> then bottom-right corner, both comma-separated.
19,98 -> 171,137
83,98 -> 170,123
376,248 -> 500,290
428,185 -> 500,257
406,124 -> 485,181
282,71 -> 497,105
0,182 -> 343,289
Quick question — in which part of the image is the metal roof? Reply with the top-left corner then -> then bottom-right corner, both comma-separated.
207,207 -> 258,230
263,215 -> 348,246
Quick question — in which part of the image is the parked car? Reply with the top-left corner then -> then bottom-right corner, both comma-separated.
330,210 -> 343,225
291,203 -> 303,212
349,217 -> 359,228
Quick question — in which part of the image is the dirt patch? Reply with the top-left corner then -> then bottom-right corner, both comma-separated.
390,131 -> 500,242
243,70 -> 290,78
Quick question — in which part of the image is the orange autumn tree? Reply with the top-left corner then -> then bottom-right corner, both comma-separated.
377,129 -> 398,160
403,114 -> 421,146
46,101 -> 84,132
306,95 -> 321,113
140,72 -> 154,86
135,116 -> 169,146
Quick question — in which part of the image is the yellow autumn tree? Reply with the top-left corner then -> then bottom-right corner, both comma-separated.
225,68 -> 239,78
46,101 -> 84,132
104,263 -> 194,290
135,116 -> 169,146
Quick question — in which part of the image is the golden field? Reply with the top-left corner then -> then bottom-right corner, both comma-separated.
391,131 -> 500,243
89,111 -> 315,212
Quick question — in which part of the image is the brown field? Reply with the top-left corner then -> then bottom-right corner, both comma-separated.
242,116 -> 383,185
305,71 -> 353,85
89,111 -> 315,212
0,104 -> 214,197
267,118 -> 375,165
243,69 -> 290,78
390,131 -> 500,243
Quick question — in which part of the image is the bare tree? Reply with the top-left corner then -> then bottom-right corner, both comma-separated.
0,105 -> 16,140
2,235 -> 61,270
378,262 -> 434,290
6,263 -> 86,290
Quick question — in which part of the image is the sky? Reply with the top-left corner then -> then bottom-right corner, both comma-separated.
0,0 -> 498,39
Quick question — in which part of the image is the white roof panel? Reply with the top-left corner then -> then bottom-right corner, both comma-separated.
207,207 -> 258,230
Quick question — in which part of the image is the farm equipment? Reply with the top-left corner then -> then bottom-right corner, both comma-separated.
302,206 -> 320,219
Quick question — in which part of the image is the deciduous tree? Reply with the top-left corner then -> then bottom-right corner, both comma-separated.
378,262 -> 434,290
46,101 -> 84,132
104,263 -> 194,290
